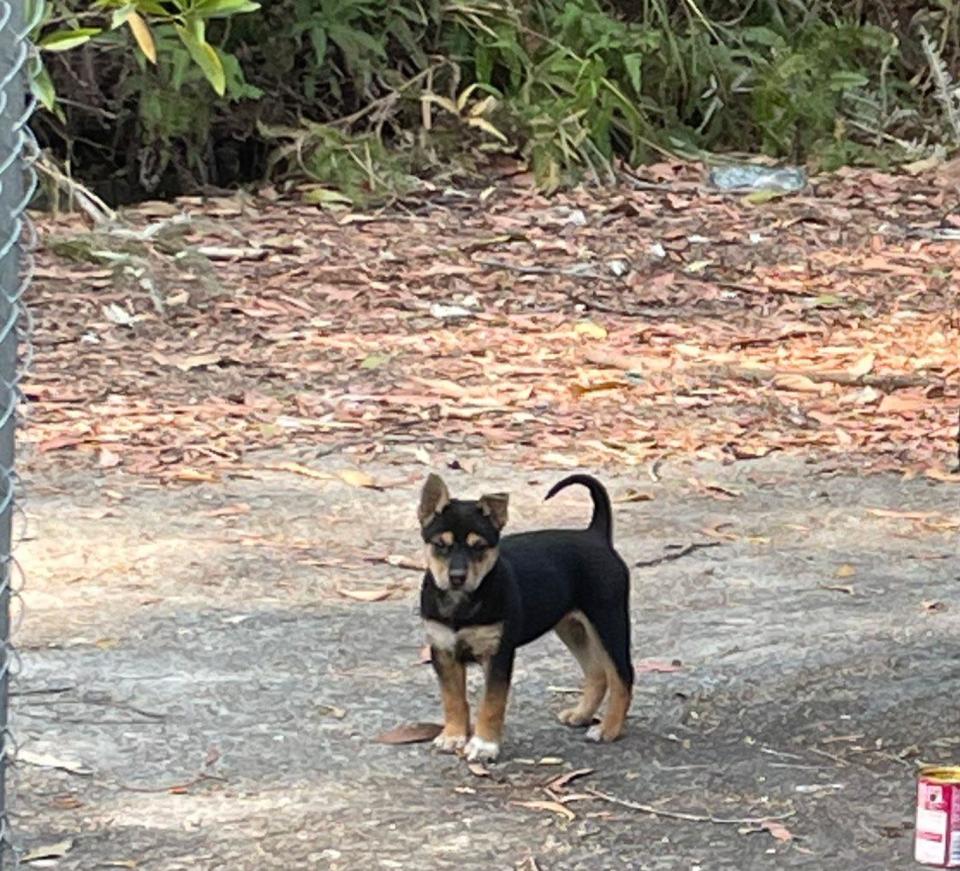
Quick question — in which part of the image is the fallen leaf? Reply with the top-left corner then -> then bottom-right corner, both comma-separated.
774,373 -> 826,394
635,658 -> 683,674
545,768 -> 594,791
23,840 -> 74,863
614,489 -> 654,503
762,820 -> 794,842
467,763 -> 490,777
848,352 -> 875,378
537,757 -> 564,766
175,352 -> 222,372
261,461 -> 332,480
866,508 -> 940,520
360,353 -> 392,369
336,586 -> 393,602
419,645 -> 432,664
98,447 -> 122,468
510,800 -> 576,821
819,583 -> 855,595
19,749 -> 92,777
925,468 -> 960,484
375,722 -> 443,744
570,380 -> 626,397
923,600 -> 947,613
877,394 -> 927,414
201,503 -> 252,518
318,703 -> 347,719
835,564 -> 856,578
574,321 -> 607,340
50,794 -> 84,810
337,469 -> 379,488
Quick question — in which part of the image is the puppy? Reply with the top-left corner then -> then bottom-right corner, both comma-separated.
418,473 -> 633,762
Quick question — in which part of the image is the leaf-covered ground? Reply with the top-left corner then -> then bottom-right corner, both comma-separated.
25,162 -> 959,484
15,166 -> 960,869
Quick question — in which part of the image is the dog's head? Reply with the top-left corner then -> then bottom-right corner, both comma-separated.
417,473 -> 508,593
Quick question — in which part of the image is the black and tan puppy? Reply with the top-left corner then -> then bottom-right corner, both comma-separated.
418,473 -> 634,762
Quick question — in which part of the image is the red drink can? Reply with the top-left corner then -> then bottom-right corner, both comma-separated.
916,767 -> 960,867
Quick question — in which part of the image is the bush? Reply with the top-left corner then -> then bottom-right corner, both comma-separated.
30,1 -> 960,203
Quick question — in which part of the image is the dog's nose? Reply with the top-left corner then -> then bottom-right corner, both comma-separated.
449,571 -> 467,588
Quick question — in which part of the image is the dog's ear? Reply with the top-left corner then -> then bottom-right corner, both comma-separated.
418,473 -> 450,526
479,492 -> 509,531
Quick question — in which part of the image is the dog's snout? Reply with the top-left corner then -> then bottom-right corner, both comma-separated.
449,570 -> 467,588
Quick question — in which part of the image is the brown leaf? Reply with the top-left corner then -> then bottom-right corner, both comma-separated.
926,467 -> 960,484
510,800 -> 576,821
773,374 -> 826,394
419,645 -> 432,664
866,508 -> 940,520
201,503 -> 252,518
635,658 -> 683,674
570,380 -> 626,397
614,489 -> 654,503
835,564 -> 856,578
467,763 -> 490,777
877,394 -> 927,414
375,722 -> 443,744
762,820 -> 794,842
337,468 -> 379,488
336,586 -> 393,602
545,768 -> 594,791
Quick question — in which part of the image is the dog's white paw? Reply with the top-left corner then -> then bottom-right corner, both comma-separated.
464,735 -> 500,762
433,731 -> 468,753
585,723 -> 604,743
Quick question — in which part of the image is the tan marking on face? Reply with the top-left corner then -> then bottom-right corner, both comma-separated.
432,648 -> 470,739
465,532 -> 488,548
434,531 -> 454,546
554,610 -> 629,737
464,545 -> 498,592
458,622 -> 503,659
425,544 -> 450,589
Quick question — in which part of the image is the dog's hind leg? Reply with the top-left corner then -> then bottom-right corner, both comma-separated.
554,613 -> 607,728
582,600 -> 634,743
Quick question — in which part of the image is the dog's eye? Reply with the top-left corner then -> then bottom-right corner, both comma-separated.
432,540 -> 452,553
470,542 -> 487,554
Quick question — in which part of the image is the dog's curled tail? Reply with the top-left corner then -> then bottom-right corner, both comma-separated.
544,474 -> 613,542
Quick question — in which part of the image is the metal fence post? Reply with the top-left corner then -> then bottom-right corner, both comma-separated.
0,1 -> 39,866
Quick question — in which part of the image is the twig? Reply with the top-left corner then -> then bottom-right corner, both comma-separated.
586,788 -> 795,825
635,541 -> 721,568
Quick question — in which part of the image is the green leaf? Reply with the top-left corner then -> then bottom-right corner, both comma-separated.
623,53 -> 642,94
109,5 -> 135,29
30,63 -> 58,114
828,71 -> 869,92
39,28 -> 102,52
175,25 -> 226,96
195,0 -> 261,18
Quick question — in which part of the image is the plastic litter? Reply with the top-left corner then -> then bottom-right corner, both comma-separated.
708,164 -> 807,193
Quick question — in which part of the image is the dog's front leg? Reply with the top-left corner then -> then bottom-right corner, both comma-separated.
465,648 -> 514,762
431,648 -> 470,752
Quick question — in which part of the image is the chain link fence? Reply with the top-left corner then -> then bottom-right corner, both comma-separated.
0,0 -> 40,866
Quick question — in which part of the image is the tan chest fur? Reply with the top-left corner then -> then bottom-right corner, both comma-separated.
423,620 -> 504,660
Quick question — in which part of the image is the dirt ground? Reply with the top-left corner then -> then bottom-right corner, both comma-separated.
10,166 -> 960,869
11,447 -> 960,870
